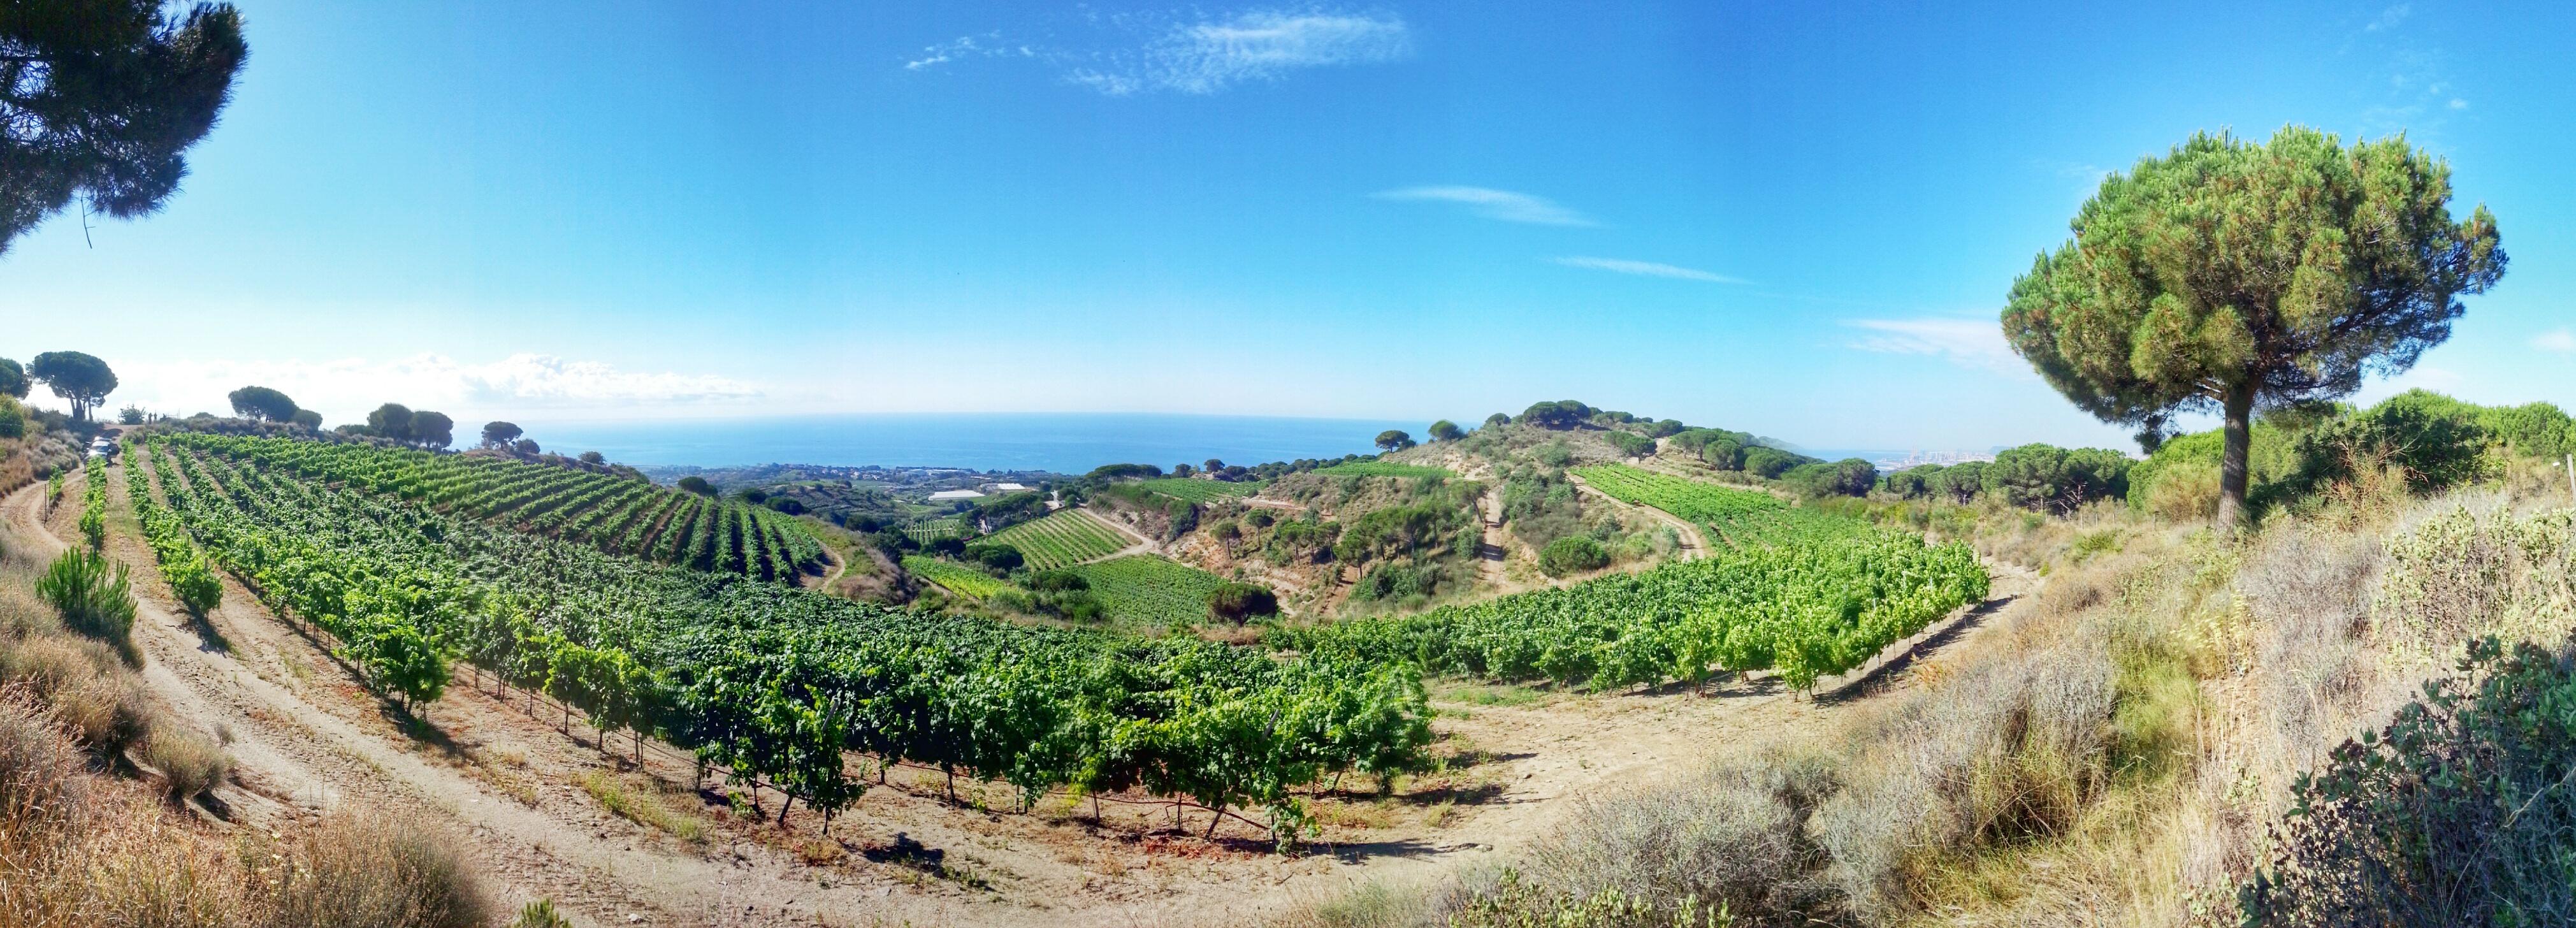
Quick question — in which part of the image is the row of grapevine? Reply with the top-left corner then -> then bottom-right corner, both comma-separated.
145,439 -> 456,709
119,440 -> 224,614
983,509 -> 1127,569
78,455 -> 106,550
153,433 -> 1436,840
1575,463 -> 1878,549
173,434 -> 823,582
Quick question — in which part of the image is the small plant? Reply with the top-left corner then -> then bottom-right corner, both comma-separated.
512,899 -> 575,928
38,548 -> 137,655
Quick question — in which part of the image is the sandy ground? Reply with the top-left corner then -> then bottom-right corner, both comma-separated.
1,458 -> 2027,927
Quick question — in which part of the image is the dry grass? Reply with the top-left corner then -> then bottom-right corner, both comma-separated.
140,721 -> 231,799
254,810 -> 494,928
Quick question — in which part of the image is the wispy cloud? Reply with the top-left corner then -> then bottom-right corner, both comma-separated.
1075,8 -> 1410,95
2364,3 -> 2412,31
1373,186 -> 1594,226
1551,256 -> 1744,284
904,33 -> 1032,71
907,8 -> 1408,96
103,354 -> 763,424
1844,317 -> 2025,375
2537,328 -> 2576,352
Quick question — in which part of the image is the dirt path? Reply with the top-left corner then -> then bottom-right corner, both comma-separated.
1,460 -> 2034,928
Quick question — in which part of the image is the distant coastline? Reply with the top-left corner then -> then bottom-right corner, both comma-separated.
516,412 -> 1423,474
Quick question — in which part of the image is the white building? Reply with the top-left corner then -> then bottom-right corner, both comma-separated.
928,489 -> 987,501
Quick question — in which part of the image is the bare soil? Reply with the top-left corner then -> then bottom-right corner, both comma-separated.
1,461 -> 2027,927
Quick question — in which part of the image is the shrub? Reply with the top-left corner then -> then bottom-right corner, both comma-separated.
259,811 -> 493,928
36,549 -> 136,657
2241,637 -> 2576,926
1207,583 -> 1279,624
0,396 -> 23,439
140,723 -> 230,800
1539,537 -> 1611,576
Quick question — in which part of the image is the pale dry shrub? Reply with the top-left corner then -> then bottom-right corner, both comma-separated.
2140,459 -> 2221,523
140,722 -> 231,800
256,810 -> 493,928
1514,746 -> 1833,925
1810,613 -> 2117,922
2371,496 -> 2575,663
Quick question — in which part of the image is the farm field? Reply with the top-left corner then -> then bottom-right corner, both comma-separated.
1313,460 -> 1454,479
981,508 -> 1129,569
1276,466 -> 1988,691
1135,477 -> 1264,503
164,433 -> 823,581
1066,554 -> 1233,629
134,433 -> 1433,843
901,554 -> 1009,598
900,516 -> 965,544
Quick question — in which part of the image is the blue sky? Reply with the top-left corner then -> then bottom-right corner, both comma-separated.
4,1 -> 2570,451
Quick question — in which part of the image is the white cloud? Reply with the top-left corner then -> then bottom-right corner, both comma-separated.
911,8 -> 1408,95
1373,186 -> 1595,226
2449,98 -> 2469,110
2365,3 -> 2411,31
903,33 -> 1032,71
1844,317 -> 2025,375
2537,328 -> 2576,352
100,354 -> 763,424
1162,10 -> 1408,92
1551,256 -> 1744,284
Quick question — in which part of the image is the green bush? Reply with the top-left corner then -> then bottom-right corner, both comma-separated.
1206,582 -> 1279,624
1538,536 -> 1610,577
37,549 -> 136,656
2241,636 -> 2576,925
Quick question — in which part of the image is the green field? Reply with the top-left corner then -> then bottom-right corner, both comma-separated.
1067,555 -> 1231,628
1136,477 -> 1265,503
1573,463 -> 1781,523
1313,461 -> 1454,479
983,509 -> 1130,569
902,555 -> 1009,598
901,517 -> 966,544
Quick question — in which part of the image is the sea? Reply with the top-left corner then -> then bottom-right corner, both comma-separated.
516,412 -> 1426,475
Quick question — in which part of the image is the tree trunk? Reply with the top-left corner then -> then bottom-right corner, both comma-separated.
1204,803 -> 1222,839
778,793 -> 794,827
2216,385 -> 2256,529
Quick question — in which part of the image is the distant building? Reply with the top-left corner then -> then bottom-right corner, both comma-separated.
988,482 -> 1032,492
928,489 -> 987,501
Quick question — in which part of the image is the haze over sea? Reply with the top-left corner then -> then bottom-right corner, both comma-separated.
520,413 -> 1423,475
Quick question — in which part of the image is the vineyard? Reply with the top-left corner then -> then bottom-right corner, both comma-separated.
157,434 -> 824,583
981,509 -> 1129,569
1065,555 -> 1232,629
901,555 -> 1008,599
1314,461 -> 1454,479
133,433 -> 1434,839
1278,464 -> 1988,691
1136,477 -> 1264,504
901,517 -> 966,544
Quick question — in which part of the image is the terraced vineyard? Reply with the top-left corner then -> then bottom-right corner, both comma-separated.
1137,477 -> 1264,504
1068,555 -> 1232,628
1573,463 -> 1779,523
902,517 -> 966,544
165,433 -> 824,582
902,555 -> 1009,598
982,509 -> 1129,569
1280,463 -> 1989,691
131,433 -> 1433,834
1574,463 -> 1863,548
1315,461 -> 1453,479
